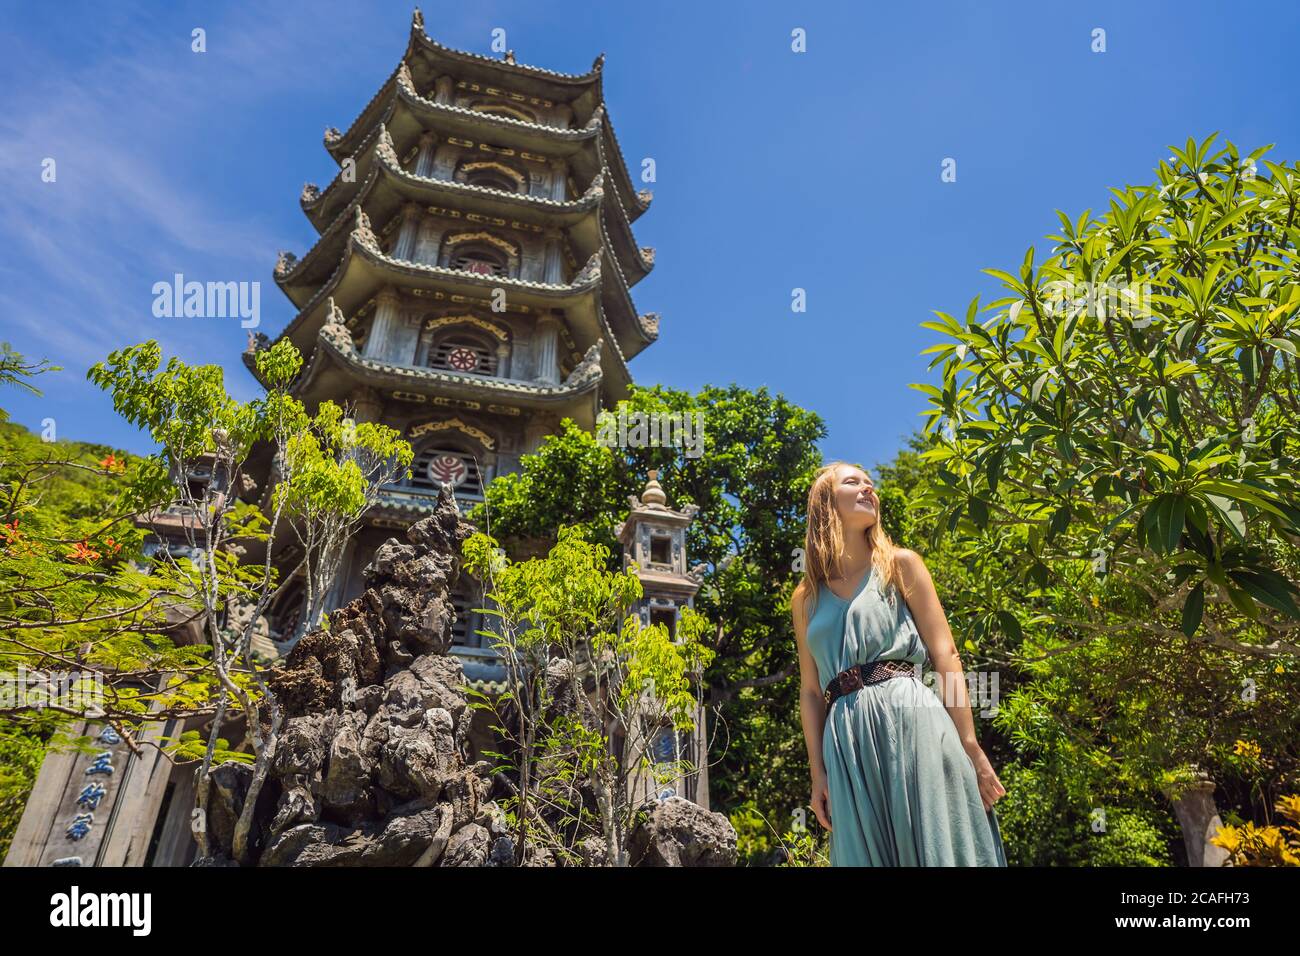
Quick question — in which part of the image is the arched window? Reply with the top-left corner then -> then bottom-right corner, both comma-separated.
427,331 -> 498,376
465,169 -> 520,192
408,444 -> 484,497
450,244 -> 508,277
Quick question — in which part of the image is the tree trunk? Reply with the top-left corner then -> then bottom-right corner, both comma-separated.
1161,765 -> 1232,867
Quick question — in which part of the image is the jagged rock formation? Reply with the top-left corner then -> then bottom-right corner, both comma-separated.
191,484 -> 507,866
190,482 -> 736,867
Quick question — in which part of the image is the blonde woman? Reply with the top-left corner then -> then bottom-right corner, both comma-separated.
790,461 -> 1008,865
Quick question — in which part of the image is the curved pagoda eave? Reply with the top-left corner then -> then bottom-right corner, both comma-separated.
326,17 -> 602,169
321,15 -> 648,223
268,319 -> 607,414
280,136 -> 606,305
307,77 -> 603,230
265,231 -> 636,390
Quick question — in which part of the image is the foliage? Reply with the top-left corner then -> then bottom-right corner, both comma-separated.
81,337 -> 411,863
916,133 -> 1300,649
912,134 -> 1300,863
465,383 -> 827,859
1211,792 -> 1300,865
461,524 -> 715,865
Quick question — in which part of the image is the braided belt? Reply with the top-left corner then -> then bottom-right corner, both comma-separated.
823,659 -> 918,717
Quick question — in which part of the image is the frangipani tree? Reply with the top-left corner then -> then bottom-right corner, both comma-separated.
915,134 -> 1300,863
919,133 -> 1300,646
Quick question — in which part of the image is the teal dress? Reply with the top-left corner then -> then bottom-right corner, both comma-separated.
805,564 -> 1008,866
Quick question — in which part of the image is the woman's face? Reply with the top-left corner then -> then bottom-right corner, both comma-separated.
833,465 -> 878,530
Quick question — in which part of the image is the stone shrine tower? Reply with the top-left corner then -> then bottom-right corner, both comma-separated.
616,470 -> 708,809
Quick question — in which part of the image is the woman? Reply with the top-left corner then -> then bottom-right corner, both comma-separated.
790,461 -> 1008,866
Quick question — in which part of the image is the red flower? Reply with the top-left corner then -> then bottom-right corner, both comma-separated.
68,540 -> 101,563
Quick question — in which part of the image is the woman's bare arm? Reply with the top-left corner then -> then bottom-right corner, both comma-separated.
792,588 -> 828,777
895,548 -> 1006,810
894,549 -> 980,747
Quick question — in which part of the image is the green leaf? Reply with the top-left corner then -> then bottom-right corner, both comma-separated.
1181,583 -> 1204,637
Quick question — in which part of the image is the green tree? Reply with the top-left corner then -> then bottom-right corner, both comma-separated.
86,339 -> 411,863
1,345 -> 222,860
465,383 -> 826,862
916,134 -> 1300,864
462,525 -> 714,865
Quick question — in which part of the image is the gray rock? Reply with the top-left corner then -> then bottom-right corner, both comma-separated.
626,796 -> 738,867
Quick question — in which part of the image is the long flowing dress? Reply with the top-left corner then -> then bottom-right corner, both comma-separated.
805,564 -> 1008,866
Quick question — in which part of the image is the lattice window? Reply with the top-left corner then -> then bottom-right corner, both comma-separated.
408,445 -> 483,497
450,244 -> 508,277
428,333 -> 497,376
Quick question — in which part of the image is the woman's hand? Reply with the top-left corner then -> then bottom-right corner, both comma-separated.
966,746 -> 1007,812
811,771 -> 832,831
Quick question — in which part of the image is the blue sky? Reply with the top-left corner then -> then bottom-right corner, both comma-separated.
3,0 -> 1298,476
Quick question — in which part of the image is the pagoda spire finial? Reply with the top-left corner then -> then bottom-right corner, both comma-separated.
642,469 -> 668,508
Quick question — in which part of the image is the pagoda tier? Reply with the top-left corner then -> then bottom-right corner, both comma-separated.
293,118 -> 650,303
257,299 -> 605,429
277,127 -> 655,361
252,207 -> 637,405
324,10 -> 650,227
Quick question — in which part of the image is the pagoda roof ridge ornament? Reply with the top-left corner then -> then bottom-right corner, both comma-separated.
376,124 -> 400,165
574,251 -> 602,285
623,469 -> 701,523
562,343 -> 603,388
397,60 -> 415,91
593,52 -> 606,72
324,296 -> 347,328
274,250 -> 299,281
351,205 -> 381,252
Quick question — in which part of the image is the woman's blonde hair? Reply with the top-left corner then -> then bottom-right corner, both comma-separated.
793,460 -> 909,626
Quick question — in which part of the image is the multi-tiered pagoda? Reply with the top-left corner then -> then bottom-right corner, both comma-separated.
246,10 -> 660,674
